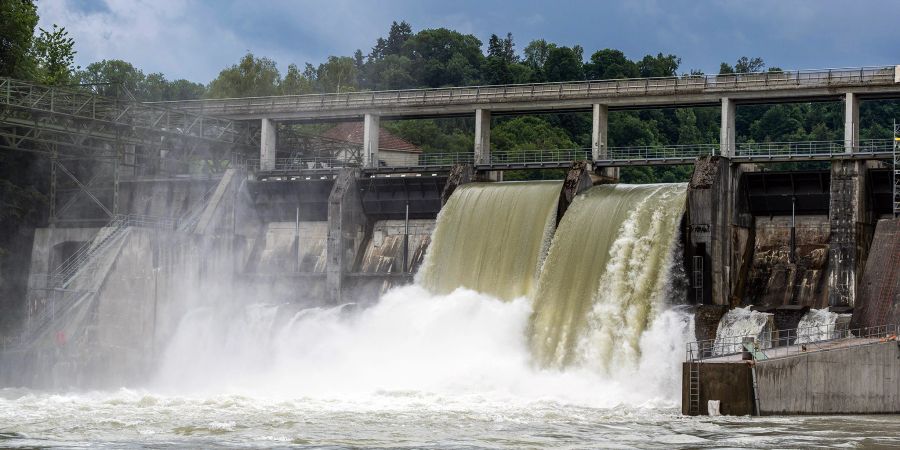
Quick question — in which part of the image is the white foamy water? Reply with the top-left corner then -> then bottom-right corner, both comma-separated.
713,306 -> 774,354
796,308 -> 852,344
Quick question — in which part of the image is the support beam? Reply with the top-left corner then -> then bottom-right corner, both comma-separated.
844,92 -> 860,153
720,98 -> 736,157
363,113 -> 380,168
474,109 -> 491,165
260,118 -> 276,171
326,169 -> 367,304
828,160 -> 870,307
591,104 -> 608,161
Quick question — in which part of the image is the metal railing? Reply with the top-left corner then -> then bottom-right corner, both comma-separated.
733,139 -> 894,157
686,323 -> 898,362
607,144 -> 717,161
488,148 -> 592,165
244,139 -> 897,174
151,66 -> 898,116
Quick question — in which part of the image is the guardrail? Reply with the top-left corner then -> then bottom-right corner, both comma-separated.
151,66 -> 897,116
686,323 -> 899,362
733,139 -> 894,157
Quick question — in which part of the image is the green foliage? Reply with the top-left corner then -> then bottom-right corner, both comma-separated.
77,59 -> 207,100
0,0 -> 38,78
207,52 -> 281,98
31,24 -> 77,84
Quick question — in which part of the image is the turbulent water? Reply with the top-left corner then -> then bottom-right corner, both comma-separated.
4,181 -> 899,448
417,181 -> 561,300
529,184 -> 687,368
713,306 -> 774,354
796,308 -> 852,344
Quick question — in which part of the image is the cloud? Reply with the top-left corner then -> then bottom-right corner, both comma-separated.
33,0 -> 900,84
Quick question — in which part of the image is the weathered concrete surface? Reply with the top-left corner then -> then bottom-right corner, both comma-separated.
357,220 -> 434,275
682,361 -> 754,416
852,218 -> 900,328
326,169 -> 367,304
754,341 -> 900,414
693,305 -> 728,342
441,164 -> 474,205
556,160 -> 594,224
687,156 -> 747,305
247,221 -> 327,274
744,216 -> 831,308
828,160 -> 873,307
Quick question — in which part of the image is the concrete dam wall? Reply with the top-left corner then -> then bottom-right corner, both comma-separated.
10,155 -> 899,389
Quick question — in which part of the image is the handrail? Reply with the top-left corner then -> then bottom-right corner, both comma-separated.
686,323 -> 899,362
149,66 -> 898,115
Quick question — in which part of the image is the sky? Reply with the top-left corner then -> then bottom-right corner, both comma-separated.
35,0 -> 900,84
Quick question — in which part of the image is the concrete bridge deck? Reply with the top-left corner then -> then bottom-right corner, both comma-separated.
152,66 -> 900,121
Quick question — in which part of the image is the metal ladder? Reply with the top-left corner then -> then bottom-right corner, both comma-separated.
894,121 -> 899,218
687,347 -> 701,415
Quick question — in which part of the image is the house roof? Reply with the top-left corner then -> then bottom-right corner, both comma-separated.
321,122 -> 422,153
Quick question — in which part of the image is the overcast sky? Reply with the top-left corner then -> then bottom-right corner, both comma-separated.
35,0 -> 900,84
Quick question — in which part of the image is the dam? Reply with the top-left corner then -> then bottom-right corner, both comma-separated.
1,67 -> 900,446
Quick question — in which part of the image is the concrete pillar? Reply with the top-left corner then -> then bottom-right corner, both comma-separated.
720,98 -> 736,157
844,92 -> 860,153
260,118 -> 277,171
591,104 -> 608,161
441,164 -> 474,205
364,114 -> 380,168
557,160 -> 594,224
474,109 -> 491,165
828,160 -> 869,307
326,169 -> 367,304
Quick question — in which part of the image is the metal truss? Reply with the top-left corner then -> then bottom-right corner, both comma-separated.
0,77 -> 254,225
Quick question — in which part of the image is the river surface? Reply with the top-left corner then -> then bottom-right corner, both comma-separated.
2,389 -> 899,448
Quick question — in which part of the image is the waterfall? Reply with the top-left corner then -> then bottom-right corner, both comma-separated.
528,184 -> 688,369
796,308 -> 852,344
713,306 -> 773,354
417,181 -> 561,301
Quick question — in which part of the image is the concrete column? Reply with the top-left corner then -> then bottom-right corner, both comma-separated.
828,160 -> 869,307
844,92 -> 860,153
260,118 -> 277,171
474,109 -> 491,165
364,113 -> 380,168
720,98 -> 736,157
591,104 -> 609,161
326,169 -> 367,304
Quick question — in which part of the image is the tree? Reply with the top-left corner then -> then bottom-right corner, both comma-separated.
0,0 -> 38,78
482,33 -> 517,85
281,63 -> 315,95
544,46 -> 584,82
404,28 -> 483,87
584,49 -> 638,80
720,56 -> 765,74
31,24 -> 77,85
316,56 -> 359,93
78,59 -> 146,97
207,52 -> 281,98
371,21 -> 413,60
637,53 -> 680,78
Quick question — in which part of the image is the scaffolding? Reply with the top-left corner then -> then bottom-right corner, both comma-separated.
0,77 -> 253,225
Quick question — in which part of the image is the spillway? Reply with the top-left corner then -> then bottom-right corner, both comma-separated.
417,181 -> 561,301
528,184 -> 688,369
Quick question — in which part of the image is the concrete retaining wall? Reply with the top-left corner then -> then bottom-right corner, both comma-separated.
755,341 -> 900,414
853,218 -> 900,328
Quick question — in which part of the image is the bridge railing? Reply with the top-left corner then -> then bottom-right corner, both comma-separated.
152,66 -> 897,116
607,144 -> 718,161
686,323 -> 898,362
488,148 -> 592,166
733,139 -> 894,157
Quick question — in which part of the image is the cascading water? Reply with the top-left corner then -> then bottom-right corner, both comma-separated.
796,308 -> 852,344
713,306 -> 774,354
417,181 -> 561,300
528,184 -> 688,369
